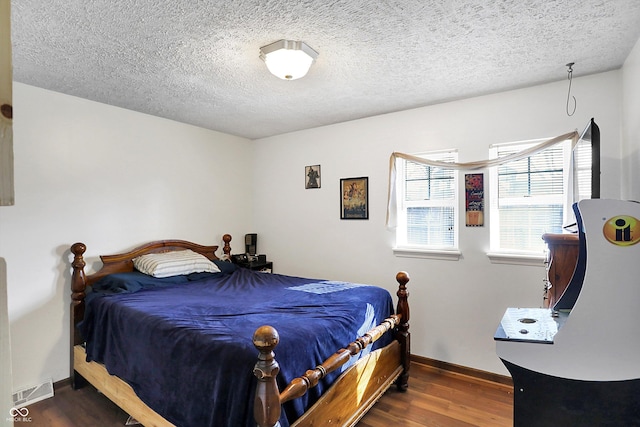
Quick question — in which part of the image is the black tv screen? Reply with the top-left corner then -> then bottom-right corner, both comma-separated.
573,118 -> 600,201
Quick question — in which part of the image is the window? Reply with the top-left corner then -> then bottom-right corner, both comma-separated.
490,139 -> 576,253
395,150 -> 458,250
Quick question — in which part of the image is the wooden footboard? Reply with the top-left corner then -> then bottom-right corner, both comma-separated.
292,341 -> 402,427
253,272 -> 410,427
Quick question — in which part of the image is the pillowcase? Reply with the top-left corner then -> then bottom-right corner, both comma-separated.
186,260 -> 238,281
132,249 -> 220,278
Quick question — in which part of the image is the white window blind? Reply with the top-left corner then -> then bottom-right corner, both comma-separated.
396,150 -> 458,249
490,141 -> 569,252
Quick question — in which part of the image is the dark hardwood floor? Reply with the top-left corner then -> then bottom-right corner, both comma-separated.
25,361 -> 513,427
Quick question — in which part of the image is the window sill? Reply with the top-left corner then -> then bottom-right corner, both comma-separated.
486,251 -> 546,266
393,247 -> 461,261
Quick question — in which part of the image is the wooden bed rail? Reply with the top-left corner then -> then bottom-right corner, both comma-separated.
253,271 -> 410,427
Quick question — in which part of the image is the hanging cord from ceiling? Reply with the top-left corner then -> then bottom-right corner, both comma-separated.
566,62 -> 576,116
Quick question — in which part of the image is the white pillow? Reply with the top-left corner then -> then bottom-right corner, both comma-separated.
132,249 -> 220,278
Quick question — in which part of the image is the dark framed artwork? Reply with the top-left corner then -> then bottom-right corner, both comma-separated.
305,165 -> 321,189
340,177 -> 368,219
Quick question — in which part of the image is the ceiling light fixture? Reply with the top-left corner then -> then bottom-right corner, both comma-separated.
259,40 -> 318,81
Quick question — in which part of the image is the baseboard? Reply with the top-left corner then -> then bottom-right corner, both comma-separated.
53,378 -> 72,391
411,354 -> 513,387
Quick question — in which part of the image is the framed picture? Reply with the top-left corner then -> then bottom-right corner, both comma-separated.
465,173 -> 484,226
340,177 -> 368,219
305,165 -> 321,189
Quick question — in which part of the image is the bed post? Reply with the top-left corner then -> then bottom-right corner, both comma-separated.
395,271 -> 410,391
70,242 -> 88,388
222,234 -> 232,260
253,325 -> 282,427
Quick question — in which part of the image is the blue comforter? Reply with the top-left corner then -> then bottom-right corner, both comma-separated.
80,268 -> 394,427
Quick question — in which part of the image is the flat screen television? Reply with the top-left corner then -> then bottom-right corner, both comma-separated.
555,118 -> 600,310
573,118 -> 600,201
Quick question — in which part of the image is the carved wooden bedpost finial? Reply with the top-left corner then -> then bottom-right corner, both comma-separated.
253,325 -> 281,427
395,271 -> 410,391
395,271 -> 410,323
70,242 -> 87,306
222,234 -> 232,260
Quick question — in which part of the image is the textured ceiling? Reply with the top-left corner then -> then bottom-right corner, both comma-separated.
11,0 -> 640,140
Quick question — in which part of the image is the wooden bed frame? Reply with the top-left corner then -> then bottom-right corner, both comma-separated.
70,234 -> 410,427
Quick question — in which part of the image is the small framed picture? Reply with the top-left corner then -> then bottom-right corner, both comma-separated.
340,177 -> 368,219
305,165 -> 321,189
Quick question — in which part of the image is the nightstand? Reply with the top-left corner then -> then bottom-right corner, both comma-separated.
243,261 -> 273,273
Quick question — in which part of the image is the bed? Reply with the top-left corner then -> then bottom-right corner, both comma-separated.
69,234 -> 410,427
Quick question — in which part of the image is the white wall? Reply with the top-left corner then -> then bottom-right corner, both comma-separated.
0,83 -> 253,390
1,63 -> 634,391
622,37 -> 640,201
252,71 -> 623,375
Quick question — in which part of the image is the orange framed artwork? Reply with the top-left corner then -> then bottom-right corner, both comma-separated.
340,177 -> 368,219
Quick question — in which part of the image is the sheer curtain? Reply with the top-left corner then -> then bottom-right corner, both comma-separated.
386,131 -> 580,228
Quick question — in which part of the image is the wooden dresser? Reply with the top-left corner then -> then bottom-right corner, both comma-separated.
542,233 -> 580,308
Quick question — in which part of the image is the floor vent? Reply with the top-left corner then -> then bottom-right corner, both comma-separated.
12,379 -> 54,407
